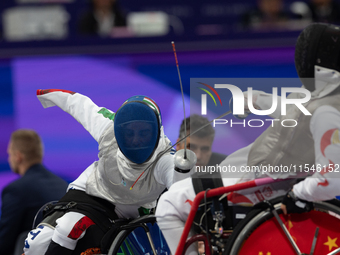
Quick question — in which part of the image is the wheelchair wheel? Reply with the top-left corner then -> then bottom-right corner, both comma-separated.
224,199 -> 340,255
107,215 -> 170,255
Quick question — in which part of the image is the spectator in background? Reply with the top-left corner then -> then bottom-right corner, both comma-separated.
77,0 -> 126,37
0,129 -> 68,255
241,0 -> 294,31
176,114 -> 227,167
307,0 -> 340,24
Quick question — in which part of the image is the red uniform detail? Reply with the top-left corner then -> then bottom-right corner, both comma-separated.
185,199 -> 193,206
67,216 -> 95,240
320,129 -> 337,156
318,179 -> 329,187
36,89 -> 75,95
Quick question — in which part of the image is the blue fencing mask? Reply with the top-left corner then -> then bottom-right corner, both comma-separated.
114,96 -> 161,164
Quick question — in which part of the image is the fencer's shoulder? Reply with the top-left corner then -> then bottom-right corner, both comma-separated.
157,151 -> 174,162
310,105 -> 340,133
314,105 -> 340,116
312,105 -> 340,123
153,152 -> 174,171
98,122 -> 115,146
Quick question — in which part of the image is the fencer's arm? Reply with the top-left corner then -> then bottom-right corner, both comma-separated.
251,90 -> 282,119
154,149 -> 196,189
293,106 -> 340,201
293,172 -> 339,201
232,90 -> 281,119
37,89 -> 112,142
153,153 -> 177,189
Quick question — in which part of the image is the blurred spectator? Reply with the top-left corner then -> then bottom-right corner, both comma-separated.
241,0 -> 299,31
0,129 -> 68,255
176,114 -> 227,167
77,0 -> 127,37
307,0 -> 340,24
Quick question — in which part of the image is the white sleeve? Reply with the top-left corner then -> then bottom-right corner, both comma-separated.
293,105 -> 340,201
153,153 -> 193,189
67,163 -> 96,191
252,90 -> 282,119
37,89 -> 112,142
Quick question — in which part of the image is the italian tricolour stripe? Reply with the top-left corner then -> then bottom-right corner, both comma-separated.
143,97 -> 160,115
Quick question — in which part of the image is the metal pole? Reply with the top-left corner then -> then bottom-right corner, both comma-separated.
271,209 -> 302,255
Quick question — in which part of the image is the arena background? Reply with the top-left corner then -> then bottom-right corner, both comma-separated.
0,0 -> 323,212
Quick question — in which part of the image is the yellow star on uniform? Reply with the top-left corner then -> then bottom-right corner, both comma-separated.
332,129 -> 340,144
324,236 -> 339,251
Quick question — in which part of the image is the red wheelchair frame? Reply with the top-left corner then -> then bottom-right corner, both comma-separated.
174,177 -> 340,255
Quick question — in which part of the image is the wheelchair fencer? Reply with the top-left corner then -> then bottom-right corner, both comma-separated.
173,176 -> 340,255
154,22 -> 340,255
26,89 -> 198,255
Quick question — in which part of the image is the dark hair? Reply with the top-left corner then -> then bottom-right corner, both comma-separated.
178,114 -> 215,140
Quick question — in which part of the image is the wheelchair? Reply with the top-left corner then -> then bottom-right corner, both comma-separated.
107,215 -> 170,255
224,198 -> 340,255
32,202 -> 170,255
174,177 -> 340,255
33,177 -> 340,255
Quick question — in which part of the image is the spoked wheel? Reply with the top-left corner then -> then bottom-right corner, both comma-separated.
107,215 -> 170,255
224,199 -> 340,255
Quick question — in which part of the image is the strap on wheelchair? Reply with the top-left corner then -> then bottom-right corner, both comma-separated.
40,189 -> 118,233
192,171 -> 224,203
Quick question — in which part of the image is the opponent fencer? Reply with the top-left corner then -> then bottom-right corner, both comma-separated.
156,22 -> 340,254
